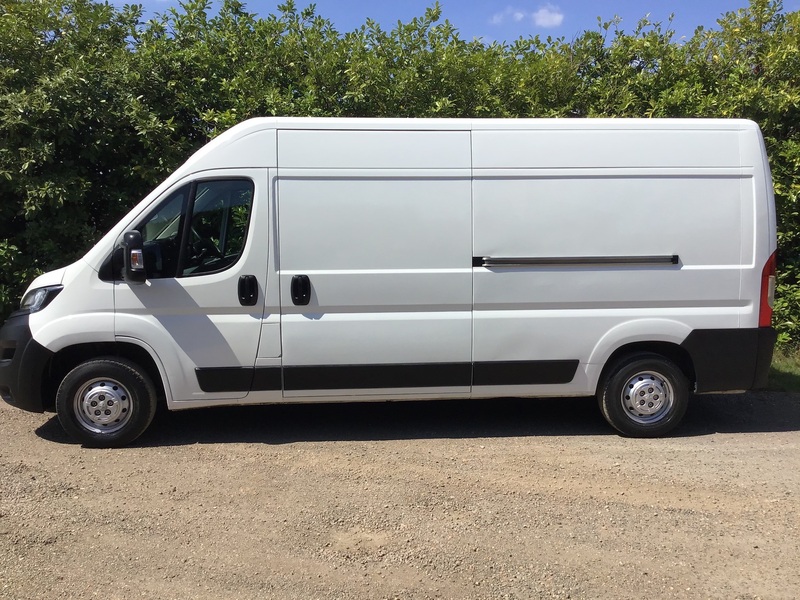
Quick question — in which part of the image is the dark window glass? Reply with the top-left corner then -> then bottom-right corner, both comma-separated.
181,180 -> 254,276
135,185 -> 189,278
132,179 -> 254,279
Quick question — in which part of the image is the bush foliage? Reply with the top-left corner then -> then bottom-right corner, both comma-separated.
1,0 -> 799,342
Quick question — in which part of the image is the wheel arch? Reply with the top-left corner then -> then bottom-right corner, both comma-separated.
588,319 -> 696,394
43,340 -> 169,411
594,341 -> 696,396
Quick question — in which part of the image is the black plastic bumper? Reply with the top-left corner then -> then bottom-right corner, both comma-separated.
0,312 -> 53,413
681,327 -> 777,393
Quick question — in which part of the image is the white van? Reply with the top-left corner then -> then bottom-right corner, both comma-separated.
0,118 -> 777,446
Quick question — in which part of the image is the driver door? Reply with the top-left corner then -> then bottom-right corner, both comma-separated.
114,169 -> 268,402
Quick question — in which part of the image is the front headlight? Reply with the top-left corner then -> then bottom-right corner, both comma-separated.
20,285 -> 63,313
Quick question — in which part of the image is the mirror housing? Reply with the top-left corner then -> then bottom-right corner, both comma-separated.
121,230 -> 146,284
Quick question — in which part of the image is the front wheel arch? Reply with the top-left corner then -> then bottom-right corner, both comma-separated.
44,341 -> 167,412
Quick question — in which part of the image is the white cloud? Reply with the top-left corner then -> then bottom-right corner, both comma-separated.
491,6 -> 528,25
490,4 -> 564,29
532,4 -> 564,28
490,6 -> 514,25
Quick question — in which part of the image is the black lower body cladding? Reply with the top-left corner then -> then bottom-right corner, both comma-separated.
681,327 -> 777,393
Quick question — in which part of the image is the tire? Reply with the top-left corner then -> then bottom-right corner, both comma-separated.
56,357 -> 157,448
598,353 -> 689,438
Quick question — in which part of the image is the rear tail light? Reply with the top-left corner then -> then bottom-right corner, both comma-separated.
759,251 -> 777,327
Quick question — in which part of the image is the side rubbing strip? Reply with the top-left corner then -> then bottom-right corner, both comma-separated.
475,255 -> 679,268
284,363 -> 472,391
196,367 -> 253,392
473,360 -> 578,386
196,367 -> 282,392
198,362 -> 581,393
283,361 -> 579,391
252,367 -> 282,391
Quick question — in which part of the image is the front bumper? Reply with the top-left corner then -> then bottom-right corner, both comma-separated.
0,312 -> 53,413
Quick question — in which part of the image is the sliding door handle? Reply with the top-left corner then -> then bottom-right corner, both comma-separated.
291,274 -> 311,306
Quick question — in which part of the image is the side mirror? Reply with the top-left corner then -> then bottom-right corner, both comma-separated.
121,230 -> 146,284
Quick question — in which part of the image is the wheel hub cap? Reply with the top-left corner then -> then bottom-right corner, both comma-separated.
621,371 -> 674,424
74,378 -> 132,433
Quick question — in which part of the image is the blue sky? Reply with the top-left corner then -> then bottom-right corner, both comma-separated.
113,0 -> 800,43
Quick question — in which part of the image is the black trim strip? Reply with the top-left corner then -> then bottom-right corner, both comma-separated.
195,367 -> 283,392
283,363 -> 472,391
197,361 -> 580,393
473,360 -> 578,386
252,367 -> 282,391
475,255 -> 679,267
196,367 -> 253,392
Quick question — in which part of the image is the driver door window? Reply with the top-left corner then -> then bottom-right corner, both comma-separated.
136,179 -> 254,279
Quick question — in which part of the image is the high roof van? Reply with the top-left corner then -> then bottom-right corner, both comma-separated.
0,118 -> 777,446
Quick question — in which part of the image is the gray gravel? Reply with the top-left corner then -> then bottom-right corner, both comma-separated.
1,392 -> 798,599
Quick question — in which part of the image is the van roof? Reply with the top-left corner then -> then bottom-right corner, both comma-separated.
222,116 -> 759,133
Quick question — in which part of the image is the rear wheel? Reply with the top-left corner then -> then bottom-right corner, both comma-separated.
56,357 -> 157,448
598,353 -> 689,437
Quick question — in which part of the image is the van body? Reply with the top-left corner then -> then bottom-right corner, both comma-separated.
0,118 -> 778,446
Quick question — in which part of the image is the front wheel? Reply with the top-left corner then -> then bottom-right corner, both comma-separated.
598,353 -> 689,438
56,357 -> 157,448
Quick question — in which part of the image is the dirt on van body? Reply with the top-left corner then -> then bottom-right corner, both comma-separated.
1,391 -> 799,600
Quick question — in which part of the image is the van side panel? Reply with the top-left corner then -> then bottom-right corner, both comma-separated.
471,126 -> 751,396
278,129 -> 469,170
471,128 -> 742,169
277,129 -> 473,397
473,174 -> 744,264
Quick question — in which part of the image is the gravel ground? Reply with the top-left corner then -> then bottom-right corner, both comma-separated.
1,391 -> 798,600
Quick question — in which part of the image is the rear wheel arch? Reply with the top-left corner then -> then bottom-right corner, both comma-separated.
596,341 -> 695,396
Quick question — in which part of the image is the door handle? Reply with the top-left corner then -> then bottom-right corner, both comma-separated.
291,274 -> 311,306
238,275 -> 258,306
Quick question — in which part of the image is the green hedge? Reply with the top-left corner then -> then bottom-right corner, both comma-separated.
2,0 -> 799,342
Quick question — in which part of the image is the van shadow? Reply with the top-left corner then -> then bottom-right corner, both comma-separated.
142,396 -> 612,446
34,391 -> 800,447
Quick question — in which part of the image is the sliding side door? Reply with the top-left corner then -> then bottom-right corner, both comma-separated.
277,127 -> 473,398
